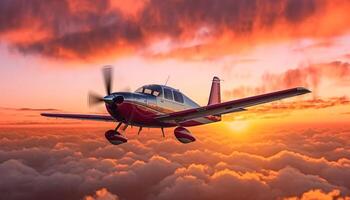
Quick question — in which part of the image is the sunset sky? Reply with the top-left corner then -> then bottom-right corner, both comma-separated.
1,0 -> 350,200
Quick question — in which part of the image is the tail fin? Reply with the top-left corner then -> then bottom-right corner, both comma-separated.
208,76 -> 221,105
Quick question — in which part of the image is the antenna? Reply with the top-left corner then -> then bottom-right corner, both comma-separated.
164,75 -> 170,86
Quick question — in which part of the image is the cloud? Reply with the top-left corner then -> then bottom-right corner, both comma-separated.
0,0 -> 142,60
248,96 -> 350,114
1,126 -> 350,199
0,107 -> 59,112
222,61 -> 350,120
1,0 -> 350,60
152,167 -> 274,200
0,107 -> 60,112
283,189 -> 350,200
222,96 -> 350,122
0,107 -> 103,126
225,61 -> 350,99
18,108 -> 60,111
257,97 -> 350,110
84,188 -> 119,200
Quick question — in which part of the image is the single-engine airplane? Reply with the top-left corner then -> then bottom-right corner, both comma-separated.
42,67 -> 311,145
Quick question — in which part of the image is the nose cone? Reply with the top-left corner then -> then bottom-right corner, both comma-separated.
104,92 -> 136,105
103,95 -> 115,102
103,94 -> 124,104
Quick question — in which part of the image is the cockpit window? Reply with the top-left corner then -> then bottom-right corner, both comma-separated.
164,88 -> 173,100
153,90 -> 160,96
144,88 -> 152,94
135,85 -> 162,97
135,87 -> 143,93
173,90 -> 184,103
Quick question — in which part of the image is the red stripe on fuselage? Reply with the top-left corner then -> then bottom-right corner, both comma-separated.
110,101 -> 218,128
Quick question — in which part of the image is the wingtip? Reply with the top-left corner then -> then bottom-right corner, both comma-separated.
41,113 -> 50,117
296,87 -> 311,93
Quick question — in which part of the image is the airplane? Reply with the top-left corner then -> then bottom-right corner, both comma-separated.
41,67 -> 311,145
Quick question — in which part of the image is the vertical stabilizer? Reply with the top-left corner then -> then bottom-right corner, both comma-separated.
208,76 -> 221,105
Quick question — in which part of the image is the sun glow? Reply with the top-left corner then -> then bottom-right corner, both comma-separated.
224,121 -> 250,133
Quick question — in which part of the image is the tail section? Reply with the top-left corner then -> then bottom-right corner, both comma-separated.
208,76 -> 221,105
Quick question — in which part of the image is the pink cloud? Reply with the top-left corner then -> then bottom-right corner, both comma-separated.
0,126 -> 350,199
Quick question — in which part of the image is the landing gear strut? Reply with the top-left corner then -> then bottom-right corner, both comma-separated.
161,127 -> 165,137
115,122 -> 122,131
121,123 -> 128,133
138,127 -> 143,135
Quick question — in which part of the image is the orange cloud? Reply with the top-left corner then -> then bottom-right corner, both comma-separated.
222,96 -> 350,122
84,188 -> 119,200
252,96 -> 350,112
1,0 -> 350,60
1,126 -> 350,199
225,61 -> 350,98
283,189 -> 350,200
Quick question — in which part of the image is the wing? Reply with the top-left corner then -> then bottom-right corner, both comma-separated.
155,87 -> 311,123
41,113 -> 115,122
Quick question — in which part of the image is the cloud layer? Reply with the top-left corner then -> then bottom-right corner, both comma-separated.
1,125 -> 350,199
1,0 -> 350,60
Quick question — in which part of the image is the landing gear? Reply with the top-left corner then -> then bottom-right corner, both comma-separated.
105,123 -> 171,145
105,130 -> 127,145
105,122 -> 128,145
174,126 -> 196,144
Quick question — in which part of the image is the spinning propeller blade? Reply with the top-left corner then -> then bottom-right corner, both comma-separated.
103,66 -> 113,95
88,66 -> 114,107
88,91 -> 104,106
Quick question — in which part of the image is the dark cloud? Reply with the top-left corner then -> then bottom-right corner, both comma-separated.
1,126 -> 350,199
0,0 -> 142,59
0,0 -> 348,60
16,16 -> 142,59
284,0 -> 317,22
142,0 -> 321,35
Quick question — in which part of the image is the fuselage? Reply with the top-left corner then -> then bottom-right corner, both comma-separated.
105,84 -> 221,128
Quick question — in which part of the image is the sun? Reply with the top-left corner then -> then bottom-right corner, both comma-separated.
225,121 -> 250,133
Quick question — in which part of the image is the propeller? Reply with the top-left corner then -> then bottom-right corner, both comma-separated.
88,66 -> 114,107
88,91 -> 104,106
103,66 -> 113,95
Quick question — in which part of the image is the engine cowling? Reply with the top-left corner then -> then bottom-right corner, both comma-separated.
105,130 -> 127,145
174,126 -> 196,144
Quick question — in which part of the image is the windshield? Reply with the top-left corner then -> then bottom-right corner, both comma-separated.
135,85 -> 162,97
